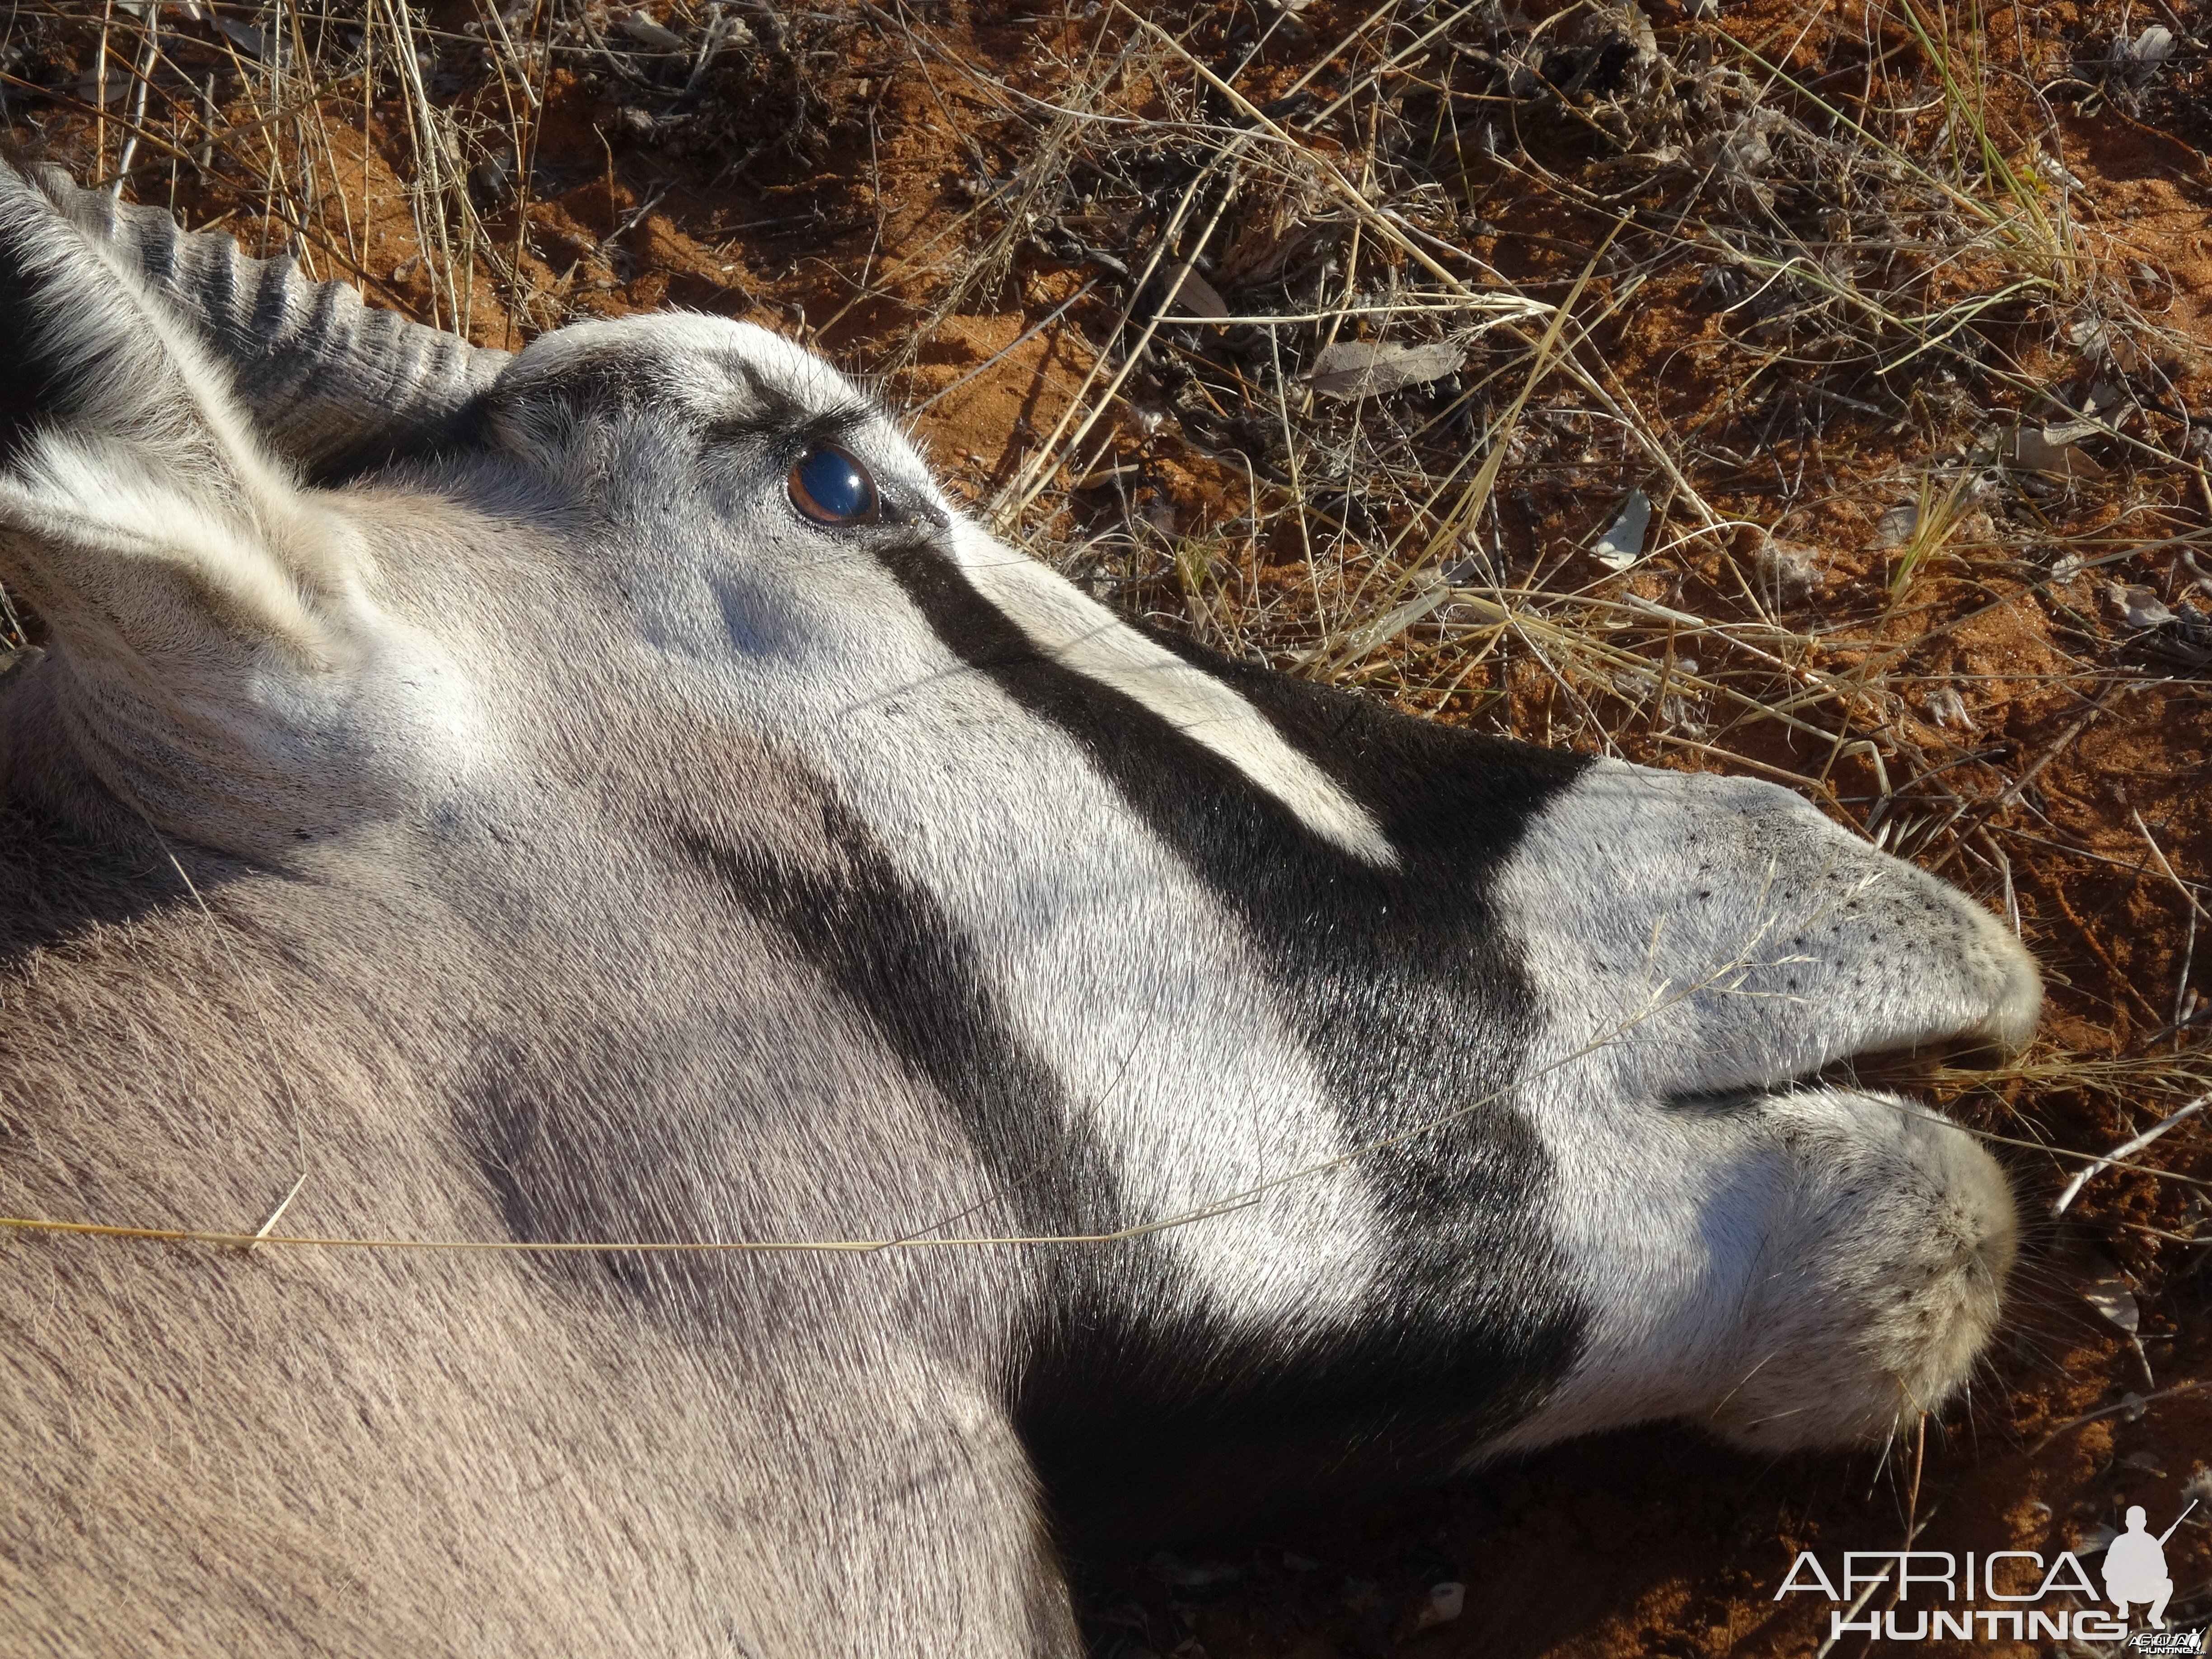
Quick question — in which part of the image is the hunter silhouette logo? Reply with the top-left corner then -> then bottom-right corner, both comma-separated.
2106,1502 -> 2190,1630
1774,1497 -> 2203,1645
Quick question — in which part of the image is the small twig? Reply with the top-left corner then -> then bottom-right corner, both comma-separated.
2135,809 -> 2212,926
2032,1376 -> 2212,1456
248,1169 -> 311,1252
1988,687 -> 2117,811
2051,1095 -> 2207,1216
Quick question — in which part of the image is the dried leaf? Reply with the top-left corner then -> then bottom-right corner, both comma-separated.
2040,417 -> 2108,445
1307,340 -> 1466,401
2066,317 -> 2142,372
75,67 -> 127,105
2007,426 -> 2106,478
1591,489 -> 1651,572
1923,684 -> 1971,728
214,15 -> 290,63
1155,262 -> 1228,320
2118,23 -> 2175,70
622,9 -> 686,50
1873,503 -> 1918,548
2039,152 -> 2087,192
2109,583 -> 2178,629
2079,1257 -> 2140,1334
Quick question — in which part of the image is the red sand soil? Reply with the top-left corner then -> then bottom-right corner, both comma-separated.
4,0 -> 2209,1652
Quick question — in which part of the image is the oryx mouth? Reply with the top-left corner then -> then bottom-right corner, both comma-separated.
1666,1030 -> 2018,1116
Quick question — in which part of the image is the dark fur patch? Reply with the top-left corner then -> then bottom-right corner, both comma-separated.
679,803 -> 1125,1247
0,196 -> 90,472
869,532 -> 1594,1542
304,399 -> 497,489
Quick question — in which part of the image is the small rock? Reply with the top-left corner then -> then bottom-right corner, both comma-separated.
1415,1582 -> 1467,1628
1756,534 -> 1823,600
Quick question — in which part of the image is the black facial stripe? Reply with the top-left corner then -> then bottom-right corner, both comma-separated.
459,798 -> 1135,1314
872,531 -> 1593,1536
678,806 -> 1121,1246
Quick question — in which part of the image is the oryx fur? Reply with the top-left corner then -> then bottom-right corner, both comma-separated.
0,160 -> 2036,1656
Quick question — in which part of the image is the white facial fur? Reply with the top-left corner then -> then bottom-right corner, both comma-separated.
942,519 -> 1396,865
1486,761 -> 2031,1453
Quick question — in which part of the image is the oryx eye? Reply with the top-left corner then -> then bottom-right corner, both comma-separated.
787,444 -> 880,527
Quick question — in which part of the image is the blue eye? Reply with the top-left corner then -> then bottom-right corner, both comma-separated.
787,444 -> 880,527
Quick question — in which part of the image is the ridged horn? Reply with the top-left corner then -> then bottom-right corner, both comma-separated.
28,166 -> 509,476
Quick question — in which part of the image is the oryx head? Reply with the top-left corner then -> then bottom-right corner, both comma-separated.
0,159 -> 2035,1523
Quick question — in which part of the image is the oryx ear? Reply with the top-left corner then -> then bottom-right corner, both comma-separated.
0,159 -> 378,844
24,165 -> 506,476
